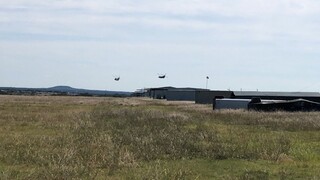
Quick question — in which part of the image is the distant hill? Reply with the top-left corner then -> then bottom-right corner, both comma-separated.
0,86 -> 132,97
48,86 -> 76,92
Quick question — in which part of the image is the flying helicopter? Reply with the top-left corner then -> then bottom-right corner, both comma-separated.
158,74 -> 166,79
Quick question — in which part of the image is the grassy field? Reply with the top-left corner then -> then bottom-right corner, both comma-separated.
0,95 -> 319,179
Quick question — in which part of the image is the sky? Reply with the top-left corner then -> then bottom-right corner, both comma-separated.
1,0 -> 320,92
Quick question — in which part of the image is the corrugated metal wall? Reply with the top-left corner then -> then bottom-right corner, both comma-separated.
214,99 -> 250,110
195,91 -> 234,104
166,91 -> 195,101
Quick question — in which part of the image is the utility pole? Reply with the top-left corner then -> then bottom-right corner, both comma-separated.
206,76 -> 209,89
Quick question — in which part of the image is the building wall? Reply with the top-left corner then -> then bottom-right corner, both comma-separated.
214,99 -> 250,110
166,90 -> 195,101
195,91 -> 234,104
151,89 -> 168,99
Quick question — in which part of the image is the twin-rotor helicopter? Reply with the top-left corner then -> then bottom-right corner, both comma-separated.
158,74 -> 166,79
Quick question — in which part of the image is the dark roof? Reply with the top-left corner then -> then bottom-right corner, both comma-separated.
233,91 -> 320,97
168,87 -> 208,91
148,86 -> 175,90
248,98 -> 320,111
149,87 -> 207,91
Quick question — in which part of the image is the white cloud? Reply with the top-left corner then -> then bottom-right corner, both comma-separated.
2,0 -> 320,45
0,1 -> 318,25
2,0 -> 320,16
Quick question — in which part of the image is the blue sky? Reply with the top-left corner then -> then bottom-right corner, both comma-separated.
1,0 -> 320,92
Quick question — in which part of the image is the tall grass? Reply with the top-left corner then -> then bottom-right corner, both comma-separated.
0,96 -> 319,179
88,105 -> 293,161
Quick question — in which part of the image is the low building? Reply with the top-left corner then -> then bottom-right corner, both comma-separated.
233,91 -> 320,102
148,87 -> 175,99
214,98 -> 250,110
195,90 -> 234,104
132,89 -> 149,97
166,88 -> 207,101
248,98 -> 320,111
148,87 -> 207,100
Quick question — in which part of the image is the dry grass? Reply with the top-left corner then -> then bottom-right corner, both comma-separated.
0,95 -> 319,179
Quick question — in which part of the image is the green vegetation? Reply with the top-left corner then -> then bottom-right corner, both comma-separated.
0,95 -> 319,179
